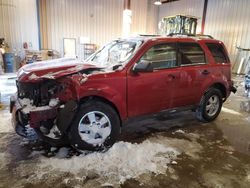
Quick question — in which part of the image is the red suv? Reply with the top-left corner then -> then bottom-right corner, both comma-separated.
10,35 -> 236,150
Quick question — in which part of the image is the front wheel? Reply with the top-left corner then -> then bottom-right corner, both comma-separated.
196,88 -> 223,122
68,100 -> 121,151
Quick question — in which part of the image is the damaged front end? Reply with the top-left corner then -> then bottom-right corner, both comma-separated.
11,78 -> 78,143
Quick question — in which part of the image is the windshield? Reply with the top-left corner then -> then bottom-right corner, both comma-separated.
86,40 -> 143,69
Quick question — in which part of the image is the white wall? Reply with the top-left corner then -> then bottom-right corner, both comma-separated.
0,0 -> 158,59
44,0 -> 158,59
0,0 -> 39,53
44,0 -> 123,59
158,0 -> 250,67
130,0 -> 158,35
204,0 -> 250,66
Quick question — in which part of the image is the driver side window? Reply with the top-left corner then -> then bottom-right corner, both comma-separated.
139,43 -> 177,70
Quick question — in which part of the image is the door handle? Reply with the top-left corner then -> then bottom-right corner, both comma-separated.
168,74 -> 176,79
202,70 -> 210,75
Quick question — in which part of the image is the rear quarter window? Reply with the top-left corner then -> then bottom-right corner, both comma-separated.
206,43 -> 230,63
179,42 -> 206,66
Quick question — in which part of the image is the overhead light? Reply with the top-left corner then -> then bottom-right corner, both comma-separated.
154,0 -> 162,5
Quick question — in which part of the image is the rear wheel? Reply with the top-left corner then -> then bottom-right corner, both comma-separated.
68,100 -> 121,151
196,88 -> 223,122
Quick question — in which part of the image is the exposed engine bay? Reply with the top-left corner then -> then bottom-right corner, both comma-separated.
12,66 -> 103,143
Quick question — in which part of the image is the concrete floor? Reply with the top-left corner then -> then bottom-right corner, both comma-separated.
0,74 -> 250,188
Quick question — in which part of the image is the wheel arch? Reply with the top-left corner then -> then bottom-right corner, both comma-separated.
79,95 -> 122,126
207,82 -> 227,100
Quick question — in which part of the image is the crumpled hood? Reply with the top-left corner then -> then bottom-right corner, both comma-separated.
17,58 -> 99,82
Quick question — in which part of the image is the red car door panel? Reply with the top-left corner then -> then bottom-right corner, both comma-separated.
127,69 -> 180,117
127,42 -> 179,117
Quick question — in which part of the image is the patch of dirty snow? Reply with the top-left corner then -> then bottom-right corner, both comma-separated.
28,73 -> 39,80
240,100 -> 250,113
0,152 -> 10,170
19,138 -> 30,146
222,107 -> 242,115
173,129 -> 185,134
21,58 -> 79,72
245,117 -> 250,122
18,98 -> 52,114
246,173 -> 250,182
39,140 -> 180,184
28,150 -> 45,158
148,133 -> 202,160
203,172 -> 250,188
11,132 -> 203,186
171,161 -> 178,165
50,147 -> 57,152
55,147 -> 70,158
49,98 -> 59,107
101,182 -> 114,187
0,153 -> 6,169
0,109 -> 13,133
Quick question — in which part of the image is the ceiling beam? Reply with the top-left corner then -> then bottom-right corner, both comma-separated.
162,0 -> 179,4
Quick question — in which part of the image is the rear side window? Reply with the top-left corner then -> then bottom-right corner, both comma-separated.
140,43 -> 177,69
179,43 -> 206,65
206,43 -> 229,63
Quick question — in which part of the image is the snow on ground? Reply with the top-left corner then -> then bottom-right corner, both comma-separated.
173,129 -> 186,134
13,132 -> 202,186
0,107 -> 13,133
0,153 -> 7,169
39,140 -> 180,184
221,107 -> 242,115
0,73 -> 17,96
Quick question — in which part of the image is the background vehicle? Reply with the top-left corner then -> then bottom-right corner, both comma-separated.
11,35 -> 236,150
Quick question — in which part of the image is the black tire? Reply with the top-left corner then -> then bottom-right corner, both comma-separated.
35,128 -> 69,147
196,88 -> 223,122
68,100 -> 121,151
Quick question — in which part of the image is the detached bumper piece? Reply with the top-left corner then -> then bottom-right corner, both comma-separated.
231,86 -> 237,94
29,108 -> 57,128
12,108 -> 38,140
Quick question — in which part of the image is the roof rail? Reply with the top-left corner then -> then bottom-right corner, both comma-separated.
167,33 -> 214,39
195,34 -> 214,39
138,34 -> 161,37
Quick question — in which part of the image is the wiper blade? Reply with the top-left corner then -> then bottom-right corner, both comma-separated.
112,64 -> 122,70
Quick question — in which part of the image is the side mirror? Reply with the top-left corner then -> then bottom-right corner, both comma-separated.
133,60 -> 153,73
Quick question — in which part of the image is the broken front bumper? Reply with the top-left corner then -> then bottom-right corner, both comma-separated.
11,101 -> 37,139
10,96 -> 77,139
10,97 -> 57,139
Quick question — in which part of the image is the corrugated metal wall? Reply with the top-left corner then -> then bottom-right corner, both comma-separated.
159,0 -> 250,68
42,0 -> 158,59
43,0 -> 123,59
0,0 -> 39,52
158,0 -> 204,33
205,0 -> 250,68
131,0 -> 158,35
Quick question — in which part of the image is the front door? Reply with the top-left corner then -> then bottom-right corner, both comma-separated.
127,43 -> 180,117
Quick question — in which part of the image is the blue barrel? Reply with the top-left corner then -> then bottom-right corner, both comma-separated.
3,53 -> 15,73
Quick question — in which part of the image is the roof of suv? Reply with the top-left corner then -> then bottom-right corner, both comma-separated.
125,34 -> 221,43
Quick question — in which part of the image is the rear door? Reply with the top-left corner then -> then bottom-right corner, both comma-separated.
173,42 -> 210,107
127,42 -> 180,117
206,42 -> 231,80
